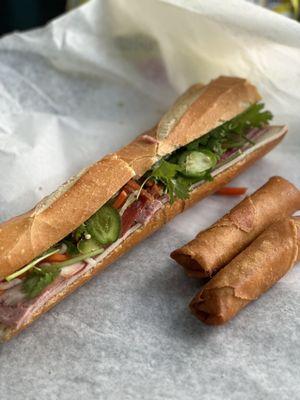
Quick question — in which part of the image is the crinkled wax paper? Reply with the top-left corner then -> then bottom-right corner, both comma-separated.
0,0 -> 299,399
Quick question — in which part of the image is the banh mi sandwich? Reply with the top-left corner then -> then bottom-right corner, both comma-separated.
171,177 -> 300,277
190,217 -> 300,325
0,76 -> 287,341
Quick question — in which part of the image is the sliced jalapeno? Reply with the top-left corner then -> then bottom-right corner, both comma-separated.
86,205 -> 121,245
77,238 -> 103,254
178,150 -> 218,178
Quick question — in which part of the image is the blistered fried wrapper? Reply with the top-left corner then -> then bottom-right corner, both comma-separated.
171,176 -> 300,277
190,217 -> 300,325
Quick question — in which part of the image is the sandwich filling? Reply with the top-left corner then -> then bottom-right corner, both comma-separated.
0,103 -> 279,330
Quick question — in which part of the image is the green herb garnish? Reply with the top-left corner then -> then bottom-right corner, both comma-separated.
22,248 -> 104,299
5,248 -> 60,282
149,160 -> 184,203
23,265 -> 61,299
188,103 -> 273,157
145,103 -> 272,202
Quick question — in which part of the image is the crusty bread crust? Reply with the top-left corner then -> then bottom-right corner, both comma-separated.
0,131 -> 284,342
157,76 -> 261,156
116,77 -> 260,173
0,76 -> 261,278
0,155 -> 135,278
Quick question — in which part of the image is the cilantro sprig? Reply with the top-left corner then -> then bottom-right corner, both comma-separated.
22,247 -> 104,299
149,160 -> 183,203
149,160 -> 212,204
187,103 -> 273,157
146,103 -> 272,202
5,248 -> 60,282
23,265 -> 61,299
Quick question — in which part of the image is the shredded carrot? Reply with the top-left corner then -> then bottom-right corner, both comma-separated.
215,187 -> 247,196
113,190 -> 128,209
126,180 -> 141,191
124,179 -> 153,200
43,253 -> 70,263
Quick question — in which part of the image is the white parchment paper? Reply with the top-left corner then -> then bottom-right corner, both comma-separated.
0,1 -> 299,399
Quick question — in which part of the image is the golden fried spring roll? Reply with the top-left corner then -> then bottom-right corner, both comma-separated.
171,176 -> 300,277
189,217 -> 300,325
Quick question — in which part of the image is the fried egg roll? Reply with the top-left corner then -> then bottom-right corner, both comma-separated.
189,217 -> 300,325
171,176 -> 300,277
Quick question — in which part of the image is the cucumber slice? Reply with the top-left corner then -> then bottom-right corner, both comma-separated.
86,205 -> 121,245
178,150 -> 218,178
77,238 -> 103,254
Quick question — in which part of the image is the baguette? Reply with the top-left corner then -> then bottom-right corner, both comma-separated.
0,76 -> 261,279
0,76 -> 286,341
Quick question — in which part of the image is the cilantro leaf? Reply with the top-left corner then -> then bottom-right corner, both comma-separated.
149,160 -> 181,203
186,103 -> 273,157
23,265 -> 61,299
22,247 -> 104,299
149,160 -> 213,203
232,102 -> 273,130
174,172 -> 213,197
151,160 -> 182,179
173,177 -> 190,200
